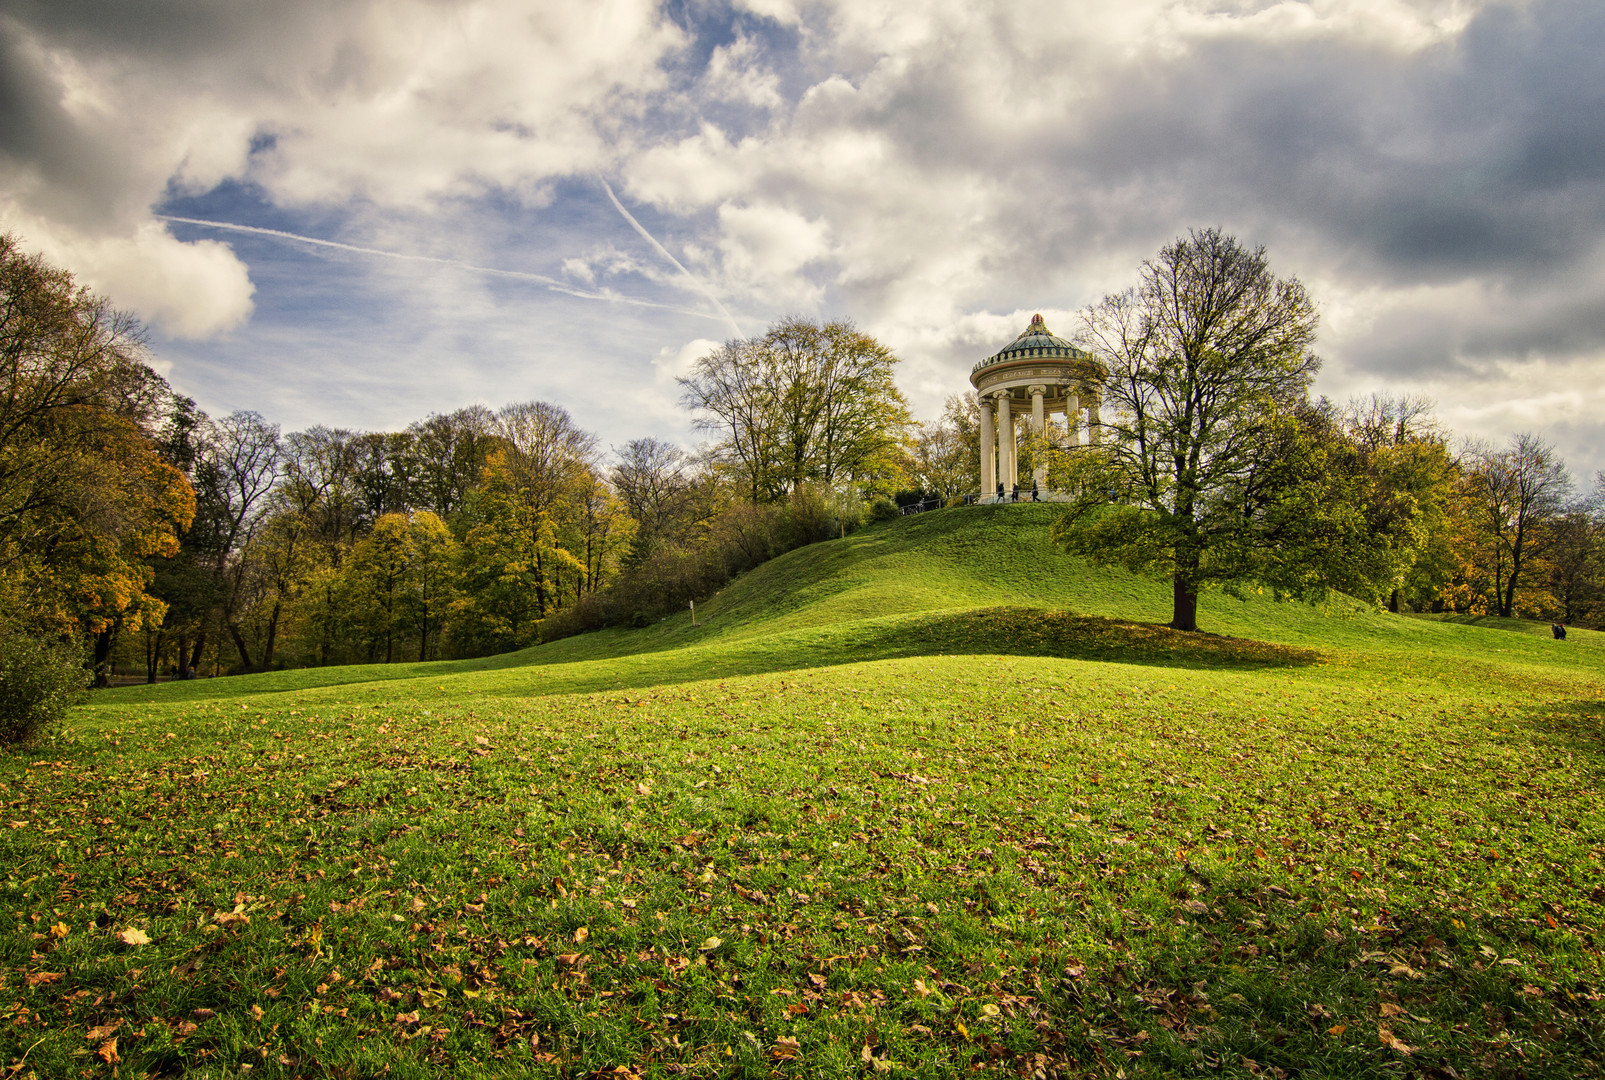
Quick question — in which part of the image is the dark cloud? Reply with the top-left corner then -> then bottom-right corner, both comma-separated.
1056,0 -> 1605,282
0,22 -> 127,226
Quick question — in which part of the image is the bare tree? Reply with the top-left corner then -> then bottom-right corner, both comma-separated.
1463,432 -> 1572,618
190,411 -> 282,670
1068,228 -> 1321,631
610,437 -> 708,562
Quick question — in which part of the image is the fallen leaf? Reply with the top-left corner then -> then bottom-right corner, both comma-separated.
574,927 -> 589,945
86,1021 -> 122,1042
636,782 -> 652,796
116,927 -> 150,946
1182,900 -> 1210,916
1379,1003 -> 1406,1018
192,1008 -> 217,1020
97,1037 -> 120,1064
25,971 -> 62,987
49,921 -> 70,939
771,1036 -> 801,1060
912,978 -> 931,998
698,936 -> 722,952
1328,1024 -> 1347,1036
1379,1028 -> 1413,1055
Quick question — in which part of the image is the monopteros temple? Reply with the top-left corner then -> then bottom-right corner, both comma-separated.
970,314 -> 1107,499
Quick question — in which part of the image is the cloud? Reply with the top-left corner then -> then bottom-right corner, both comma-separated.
3,0 -> 1605,478
0,0 -> 686,333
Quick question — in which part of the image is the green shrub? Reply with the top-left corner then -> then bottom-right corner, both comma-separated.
869,499 -> 899,522
0,634 -> 89,747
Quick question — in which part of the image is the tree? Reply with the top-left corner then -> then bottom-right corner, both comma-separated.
1335,394 -> 1460,612
407,407 -> 496,521
610,437 -> 711,564
1055,228 -> 1322,631
188,412 -> 282,671
908,394 -> 980,501
679,318 -> 911,503
0,233 -> 195,679
1546,503 -> 1603,627
1461,433 -> 1573,618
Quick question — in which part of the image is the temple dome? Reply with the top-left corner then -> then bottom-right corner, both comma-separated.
972,314 -> 1088,374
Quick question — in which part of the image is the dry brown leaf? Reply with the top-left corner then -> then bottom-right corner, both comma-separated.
85,1021 -> 122,1042
97,1037 -> 120,1064
116,927 -> 151,946
1379,1028 -> 1413,1055
25,971 -> 62,986
574,926 -> 589,944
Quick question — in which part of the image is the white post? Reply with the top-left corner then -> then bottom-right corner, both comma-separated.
1029,385 -> 1047,490
979,399 -> 996,499
1065,390 -> 1080,447
996,392 -> 1013,498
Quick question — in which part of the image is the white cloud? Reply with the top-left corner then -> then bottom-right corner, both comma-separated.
0,207 -> 254,338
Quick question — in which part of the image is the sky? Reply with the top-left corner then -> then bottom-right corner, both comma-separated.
2,0 -> 1603,481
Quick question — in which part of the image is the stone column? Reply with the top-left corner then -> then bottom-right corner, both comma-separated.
995,391 -> 1013,497
1088,397 -> 1102,446
979,398 -> 995,498
1065,390 -> 1080,448
1029,385 -> 1047,489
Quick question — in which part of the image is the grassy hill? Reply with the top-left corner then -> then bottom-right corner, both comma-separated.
6,504 -> 1603,1078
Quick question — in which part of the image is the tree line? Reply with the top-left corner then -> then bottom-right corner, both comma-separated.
1049,227 -> 1603,632
0,229 -> 1600,699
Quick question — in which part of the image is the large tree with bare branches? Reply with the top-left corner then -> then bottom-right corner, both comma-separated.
1054,228 -> 1324,631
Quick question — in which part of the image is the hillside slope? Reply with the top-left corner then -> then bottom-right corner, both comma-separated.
34,502 -> 1605,1080
101,502 -> 1600,706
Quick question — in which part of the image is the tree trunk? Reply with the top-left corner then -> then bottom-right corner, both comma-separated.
1388,588 -> 1401,613
146,629 -> 163,683
1502,550 -> 1522,618
263,601 -> 282,671
227,621 -> 255,672
1171,573 -> 1199,632
93,627 -> 115,687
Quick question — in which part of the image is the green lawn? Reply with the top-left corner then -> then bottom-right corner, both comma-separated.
6,505 -> 1603,1078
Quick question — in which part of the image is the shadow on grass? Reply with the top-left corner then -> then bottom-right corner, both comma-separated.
1410,612 -> 1561,638
860,606 -> 1323,670
1510,696 -> 1605,778
379,606 -> 1323,701
1062,860 -> 1605,1079
91,607 -> 1321,706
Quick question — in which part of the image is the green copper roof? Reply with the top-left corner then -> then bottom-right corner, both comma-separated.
971,314 -> 1088,374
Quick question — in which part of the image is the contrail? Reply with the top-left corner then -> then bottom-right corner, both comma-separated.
157,215 -> 728,322
599,179 -> 744,340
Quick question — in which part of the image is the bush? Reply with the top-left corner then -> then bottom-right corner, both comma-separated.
869,499 -> 899,522
0,634 -> 89,747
